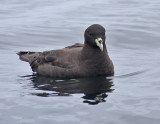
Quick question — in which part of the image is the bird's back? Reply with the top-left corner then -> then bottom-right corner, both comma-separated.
17,43 -> 83,73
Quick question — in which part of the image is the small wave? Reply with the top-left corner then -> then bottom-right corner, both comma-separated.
114,70 -> 146,78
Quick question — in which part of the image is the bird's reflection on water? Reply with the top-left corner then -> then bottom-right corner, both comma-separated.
25,75 -> 114,105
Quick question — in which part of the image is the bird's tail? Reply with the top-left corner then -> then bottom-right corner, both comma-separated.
17,51 -> 40,63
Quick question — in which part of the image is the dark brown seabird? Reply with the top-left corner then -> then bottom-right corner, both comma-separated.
17,24 -> 114,78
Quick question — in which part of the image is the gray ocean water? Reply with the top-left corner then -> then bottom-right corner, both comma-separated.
0,0 -> 160,123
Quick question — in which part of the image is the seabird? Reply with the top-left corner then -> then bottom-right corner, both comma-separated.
17,24 -> 114,78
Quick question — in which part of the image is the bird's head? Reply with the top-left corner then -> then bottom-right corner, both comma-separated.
84,24 -> 106,51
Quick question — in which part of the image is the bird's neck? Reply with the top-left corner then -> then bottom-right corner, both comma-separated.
81,42 -> 109,61
80,42 -> 113,76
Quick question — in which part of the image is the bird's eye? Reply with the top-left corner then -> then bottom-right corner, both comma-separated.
88,32 -> 92,36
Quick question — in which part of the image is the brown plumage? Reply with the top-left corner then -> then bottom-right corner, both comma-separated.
17,24 -> 114,78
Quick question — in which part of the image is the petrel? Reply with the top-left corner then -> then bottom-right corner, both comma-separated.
17,24 -> 114,78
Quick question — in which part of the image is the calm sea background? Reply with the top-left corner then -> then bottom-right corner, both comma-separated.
0,0 -> 160,124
